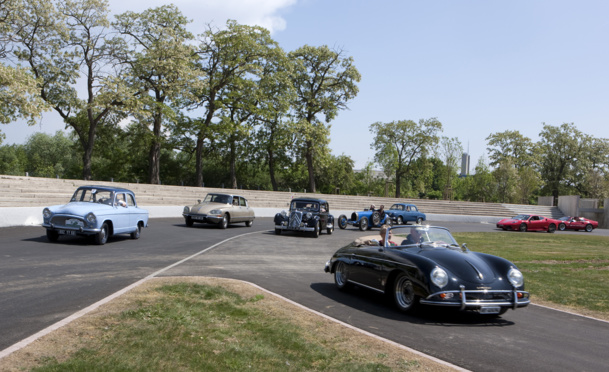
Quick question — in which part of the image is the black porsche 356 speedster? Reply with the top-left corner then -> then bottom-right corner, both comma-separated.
324,225 -> 530,316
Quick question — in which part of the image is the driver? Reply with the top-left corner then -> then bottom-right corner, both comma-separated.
403,227 -> 423,244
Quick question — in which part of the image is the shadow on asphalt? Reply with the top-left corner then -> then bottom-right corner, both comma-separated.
310,282 -> 516,327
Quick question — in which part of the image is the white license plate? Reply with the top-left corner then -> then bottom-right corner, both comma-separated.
480,306 -> 501,314
59,230 -> 76,235
192,216 -> 206,220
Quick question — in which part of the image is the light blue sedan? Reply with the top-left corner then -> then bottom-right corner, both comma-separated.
386,203 -> 426,225
42,185 -> 149,245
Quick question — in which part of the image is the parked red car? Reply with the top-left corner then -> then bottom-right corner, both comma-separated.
496,214 -> 560,233
557,216 -> 599,232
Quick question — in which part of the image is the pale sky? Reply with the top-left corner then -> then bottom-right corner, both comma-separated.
3,0 -> 608,172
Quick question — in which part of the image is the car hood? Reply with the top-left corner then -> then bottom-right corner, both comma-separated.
48,202 -> 115,215
417,248 -> 498,285
190,202 -> 229,214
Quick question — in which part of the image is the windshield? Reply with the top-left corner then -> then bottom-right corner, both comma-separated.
387,226 -> 459,248
291,201 -> 319,212
512,214 -> 530,220
204,194 -> 231,204
389,204 -> 403,211
71,188 -> 114,205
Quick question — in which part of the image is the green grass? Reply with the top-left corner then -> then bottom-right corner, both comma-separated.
31,282 -> 426,372
453,232 -> 609,312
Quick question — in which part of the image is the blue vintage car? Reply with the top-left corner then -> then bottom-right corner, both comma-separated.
42,185 -> 149,245
338,206 -> 392,231
386,203 -> 426,225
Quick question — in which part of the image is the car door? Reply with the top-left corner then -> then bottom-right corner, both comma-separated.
113,192 -> 131,234
239,197 -> 254,221
349,245 -> 386,290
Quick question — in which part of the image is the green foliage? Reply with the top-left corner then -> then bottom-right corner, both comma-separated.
23,131 -> 80,178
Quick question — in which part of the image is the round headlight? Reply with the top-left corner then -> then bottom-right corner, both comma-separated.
508,268 -> 524,287
306,212 -> 312,219
183,206 -> 190,214
43,208 -> 52,219
86,212 -> 97,224
431,267 -> 449,288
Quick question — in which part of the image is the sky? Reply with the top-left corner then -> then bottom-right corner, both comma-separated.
3,0 -> 609,172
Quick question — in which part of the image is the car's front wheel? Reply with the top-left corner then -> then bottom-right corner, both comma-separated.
131,224 -> 141,239
219,214 -> 229,229
334,261 -> 350,290
95,222 -> 109,245
359,216 -> 369,231
46,230 -> 59,242
312,221 -> 320,238
393,273 -> 419,313
185,217 -> 193,227
338,214 -> 348,229
519,223 -> 527,232
416,217 -> 424,225
274,228 -> 281,235
558,223 -> 566,231
327,221 -> 334,234
396,216 -> 404,225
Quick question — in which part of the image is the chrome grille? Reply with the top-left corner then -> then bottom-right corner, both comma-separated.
289,211 -> 303,228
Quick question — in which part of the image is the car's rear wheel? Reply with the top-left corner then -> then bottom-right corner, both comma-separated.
246,219 -> 253,227
558,223 -> 566,231
393,273 -> 419,313
185,217 -> 193,227
95,222 -> 109,245
46,230 -> 59,242
585,224 -> 593,232
359,216 -> 369,231
396,216 -> 404,225
338,214 -> 348,229
548,224 -> 556,233
519,223 -> 527,232
130,224 -> 141,239
334,261 -> 350,290
219,214 -> 229,229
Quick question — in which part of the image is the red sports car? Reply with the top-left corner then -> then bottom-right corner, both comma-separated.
496,214 -> 560,233
557,216 -> 599,232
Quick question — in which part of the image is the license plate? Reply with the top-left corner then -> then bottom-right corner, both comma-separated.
58,230 -> 76,235
480,306 -> 501,314
192,215 -> 206,220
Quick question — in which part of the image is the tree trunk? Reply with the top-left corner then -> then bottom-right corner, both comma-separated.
195,134 -> 204,187
268,148 -> 278,191
148,114 -> 162,184
306,140 -> 315,193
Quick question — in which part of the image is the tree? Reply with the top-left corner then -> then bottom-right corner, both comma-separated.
437,136 -> 463,200
189,20 -> 279,187
537,123 -> 583,200
0,0 -> 52,141
486,130 -> 536,169
289,45 -> 360,193
114,4 -> 201,184
370,118 -> 442,198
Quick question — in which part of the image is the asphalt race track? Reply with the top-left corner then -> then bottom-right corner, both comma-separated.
1,218 -> 608,371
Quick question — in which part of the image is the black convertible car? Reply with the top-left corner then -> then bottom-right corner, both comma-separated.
324,225 -> 530,316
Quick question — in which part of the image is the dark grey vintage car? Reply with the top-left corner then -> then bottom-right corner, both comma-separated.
274,197 -> 334,238
325,225 -> 530,315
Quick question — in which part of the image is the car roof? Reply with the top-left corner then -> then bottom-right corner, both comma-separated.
207,192 -> 246,198
291,197 -> 328,204
77,185 -> 134,194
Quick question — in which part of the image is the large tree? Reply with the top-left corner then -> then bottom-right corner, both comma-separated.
486,130 -> 536,169
289,45 -> 360,193
370,118 -> 442,198
114,4 -> 201,184
189,20 -> 279,187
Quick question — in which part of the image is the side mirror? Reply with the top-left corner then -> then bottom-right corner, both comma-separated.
461,243 -> 468,252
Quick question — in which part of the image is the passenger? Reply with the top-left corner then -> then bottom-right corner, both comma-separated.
369,204 -> 375,211
379,224 -> 397,246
